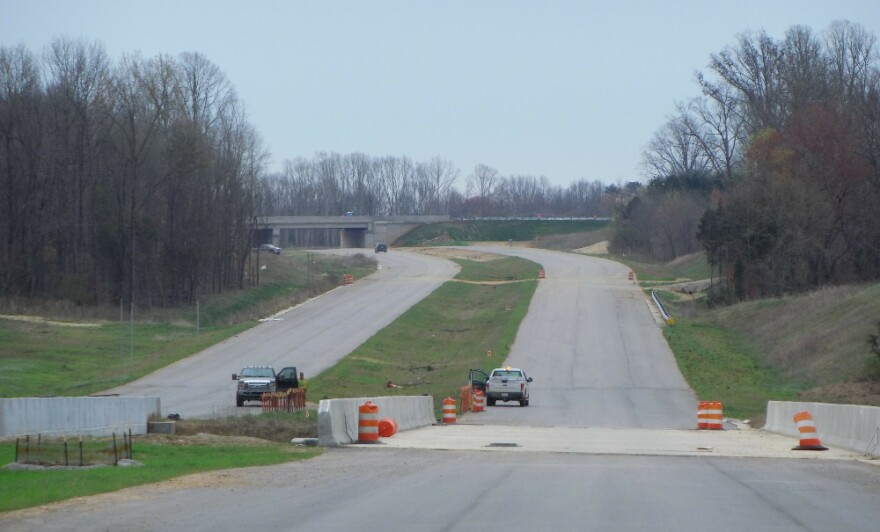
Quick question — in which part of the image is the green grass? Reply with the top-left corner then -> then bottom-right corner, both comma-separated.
309,255 -> 540,417
0,252 -> 376,398
396,219 -> 608,246
0,250 -> 540,511
450,256 -> 540,282
0,320 -> 250,397
615,253 -> 711,284
0,440 -> 320,513
660,282 -> 880,420
197,251 -> 377,326
664,321 -> 801,419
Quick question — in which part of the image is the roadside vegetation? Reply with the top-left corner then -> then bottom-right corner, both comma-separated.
0,251 -> 376,398
0,246 -> 538,512
309,254 -> 540,417
396,219 -> 608,247
622,250 -> 880,420
3,218 -> 880,512
0,439 -> 319,513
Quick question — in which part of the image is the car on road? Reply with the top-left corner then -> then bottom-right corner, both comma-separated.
259,243 -> 282,255
375,243 -> 388,252
484,367 -> 532,406
233,365 -> 298,406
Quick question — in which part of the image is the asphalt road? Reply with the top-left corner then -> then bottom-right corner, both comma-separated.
102,249 -> 459,418
6,247 -> 878,531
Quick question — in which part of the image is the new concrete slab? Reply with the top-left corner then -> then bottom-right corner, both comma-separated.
362,422 -> 873,461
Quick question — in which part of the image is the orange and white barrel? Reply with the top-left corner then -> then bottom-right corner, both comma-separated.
358,401 -> 379,443
697,401 -> 708,429
473,389 -> 485,412
537,269 -> 545,279
706,401 -> 723,430
792,411 -> 828,450
343,274 -> 354,285
442,397 -> 456,423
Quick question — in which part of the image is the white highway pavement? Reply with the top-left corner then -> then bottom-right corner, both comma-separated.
459,246 -> 697,429
102,249 -> 459,418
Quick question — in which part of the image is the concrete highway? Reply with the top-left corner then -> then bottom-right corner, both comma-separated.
2,449 -> 877,532
102,249 -> 459,418
4,246 -> 878,531
462,246 -> 696,428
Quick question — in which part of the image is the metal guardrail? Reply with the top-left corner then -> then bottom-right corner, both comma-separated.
651,290 -> 674,325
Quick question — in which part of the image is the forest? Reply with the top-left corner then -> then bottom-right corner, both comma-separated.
0,37 -> 626,307
613,21 -> 880,302
2,20 -> 879,307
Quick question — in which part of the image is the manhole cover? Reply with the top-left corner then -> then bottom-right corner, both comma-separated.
486,442 -> 519,448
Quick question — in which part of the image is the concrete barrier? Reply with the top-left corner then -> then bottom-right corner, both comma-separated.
0,397 -> 161,439
318,395 -> 435,446
764,401 -> 880,457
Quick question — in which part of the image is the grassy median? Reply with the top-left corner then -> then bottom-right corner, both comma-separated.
309,254 -> 540,418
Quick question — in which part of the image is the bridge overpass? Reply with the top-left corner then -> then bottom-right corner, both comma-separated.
257,215 -> 451,249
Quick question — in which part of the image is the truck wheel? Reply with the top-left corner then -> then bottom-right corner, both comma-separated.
487,397 -> 496,407
523,398 -> 529,406
236,396 -> 244,407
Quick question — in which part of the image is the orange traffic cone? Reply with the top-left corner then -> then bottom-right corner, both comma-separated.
792,411 -> 828,451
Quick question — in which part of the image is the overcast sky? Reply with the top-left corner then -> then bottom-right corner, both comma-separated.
3,1 -> 879,188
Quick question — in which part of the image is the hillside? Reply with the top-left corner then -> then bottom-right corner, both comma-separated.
396,219 -> 609,247
704,283 -> 880,406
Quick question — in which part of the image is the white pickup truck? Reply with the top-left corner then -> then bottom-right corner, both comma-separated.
479,367 -> 532,407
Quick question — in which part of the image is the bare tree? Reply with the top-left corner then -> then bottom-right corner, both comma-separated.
467,163 -> 499,198
43,37 -> 110,298
708,30 -> 788,132
0,44 -> 44,294
415,156 -> 458,214
642,115 -> 713,179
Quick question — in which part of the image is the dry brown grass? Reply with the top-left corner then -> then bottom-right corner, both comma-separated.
535,226 -> 613,251
172,411 -> 317,443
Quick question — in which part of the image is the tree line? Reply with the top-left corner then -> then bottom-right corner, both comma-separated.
0,38 -> 266,306
264,156 -> 624,219
0,38 -> 628,307
614,20 -> 880,301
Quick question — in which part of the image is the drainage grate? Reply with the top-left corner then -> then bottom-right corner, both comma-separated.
486,442 -> 519,448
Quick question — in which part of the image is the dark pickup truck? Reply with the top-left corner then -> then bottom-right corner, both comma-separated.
232,365 -> 298,406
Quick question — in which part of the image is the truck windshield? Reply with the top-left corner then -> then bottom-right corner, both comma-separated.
241,368 -> 274,378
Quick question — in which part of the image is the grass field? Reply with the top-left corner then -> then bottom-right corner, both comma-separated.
0,251 -> 376,398
0,439 -> 319,513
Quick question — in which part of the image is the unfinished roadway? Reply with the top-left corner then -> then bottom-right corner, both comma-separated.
4,246 -> 878,532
